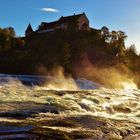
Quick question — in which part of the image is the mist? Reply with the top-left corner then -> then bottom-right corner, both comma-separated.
36,66 -> 79,91
74,54 -> 138,89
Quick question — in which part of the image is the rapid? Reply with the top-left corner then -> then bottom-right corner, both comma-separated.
0,74 -> 139,139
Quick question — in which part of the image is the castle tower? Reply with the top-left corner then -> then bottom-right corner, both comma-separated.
25,24 -> 33,36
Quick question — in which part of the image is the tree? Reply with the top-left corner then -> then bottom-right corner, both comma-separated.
117,31 -> 127,41
101,26 -> 110,42
3,27 -> 16,37
0,27 -> 17,51
110,30 -> 117,43
125,45 -> 137,59
116,31 -> 127,57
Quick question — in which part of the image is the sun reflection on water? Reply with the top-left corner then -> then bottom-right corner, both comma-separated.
121,81 -> 137,90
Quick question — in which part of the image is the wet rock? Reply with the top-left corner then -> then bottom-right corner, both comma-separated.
105,97 -> 111,100
113,106 -> 131,113
120,129 -> 134,138
135,126 -> 140,130
79,103 -> 91,111
50,110 -> 59,114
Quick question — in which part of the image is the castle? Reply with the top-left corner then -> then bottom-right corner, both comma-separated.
25,12 -> 90,36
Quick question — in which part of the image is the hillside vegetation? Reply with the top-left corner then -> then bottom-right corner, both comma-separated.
0,26 -> 140,88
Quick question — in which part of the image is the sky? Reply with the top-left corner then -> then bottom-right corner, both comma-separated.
0,0 -> 140,52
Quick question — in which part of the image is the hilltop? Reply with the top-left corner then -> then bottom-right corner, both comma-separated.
0,13 -> 140,88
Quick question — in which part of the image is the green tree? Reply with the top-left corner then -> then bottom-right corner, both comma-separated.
116,31 -> 127,57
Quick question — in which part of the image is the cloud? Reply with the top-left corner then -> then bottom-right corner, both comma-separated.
41,8 -> 59,13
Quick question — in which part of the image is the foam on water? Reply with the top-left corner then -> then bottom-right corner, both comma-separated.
0,74 -> 139,125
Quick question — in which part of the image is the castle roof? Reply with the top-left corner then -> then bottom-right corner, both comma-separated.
58,13 -> 84,23
26,24 -> 33,32
44,21 -> 57,28
37,13 -> 86,31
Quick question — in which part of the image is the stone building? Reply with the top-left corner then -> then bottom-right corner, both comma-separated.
25,13 -> 90,36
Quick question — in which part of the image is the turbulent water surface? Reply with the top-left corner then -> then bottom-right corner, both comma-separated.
0,75 -> 139,140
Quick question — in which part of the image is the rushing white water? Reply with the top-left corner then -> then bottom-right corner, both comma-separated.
0,74 -> 139,124
0,75 -> 139,139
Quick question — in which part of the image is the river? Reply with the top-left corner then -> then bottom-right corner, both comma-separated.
0,75 -> 139,139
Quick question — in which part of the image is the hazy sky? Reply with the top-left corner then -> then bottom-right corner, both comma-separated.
0,0 -> 140,52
